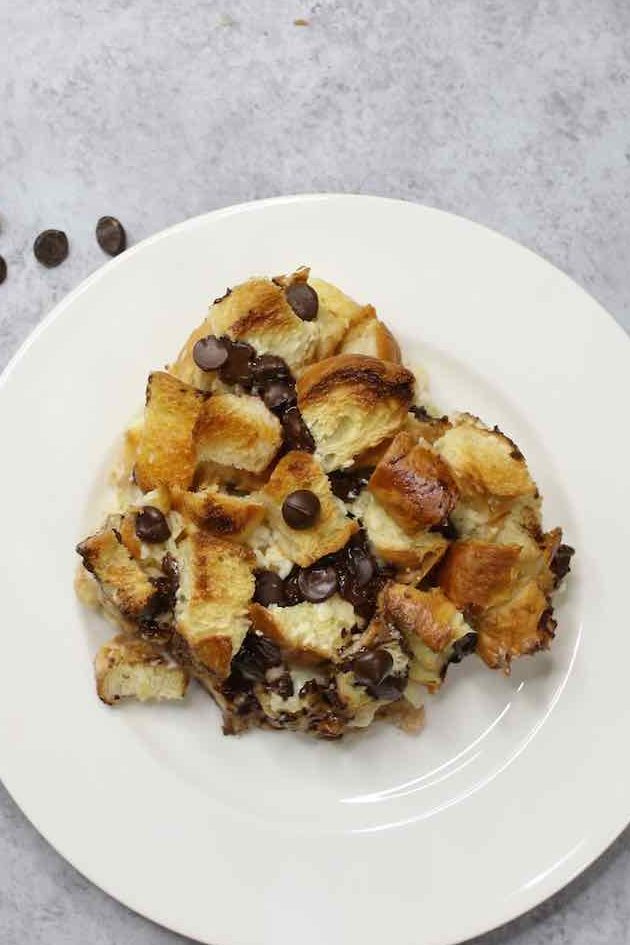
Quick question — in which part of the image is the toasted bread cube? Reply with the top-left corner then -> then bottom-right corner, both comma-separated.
368,432 -> 459,533
95,635 -> 188,705
434,414 -> 536,499
338,308 -> 401,363
76,527 -> 159,622
307,275 -> 376,360
250,595 -> 356,661
194,393 -> 282,474
438,540 -> 521,610
379,583 -> 474,692
174,532 -> 255,678
171,484 -> 265,540
135,372 -> 207,492
208,276 -> 317,371
476,580 -> 553,671
356,491 -> 448,577
261,451 -> 357,566
297,354 -> 415,471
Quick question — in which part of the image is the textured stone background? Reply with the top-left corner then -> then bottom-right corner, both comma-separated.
0,1 -> 628,943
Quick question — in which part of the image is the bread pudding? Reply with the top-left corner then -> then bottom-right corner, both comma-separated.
76,267 -> 574,738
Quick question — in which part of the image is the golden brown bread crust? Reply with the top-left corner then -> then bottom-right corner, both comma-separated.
175,531 -> 255,678
476,580 -> 553,670
379,583 -> 458,653
135,372 -> 207,492
368,432 -> 459,533
208,276 -> 317,370
249,595 -> 356,661
193,393 -> 282,473
95,635 -> 189,704
356,491 -> 449,576
76,527 -> 159,621
297,354 -> 415,471
298,353 -> 414,407
438,540 -> 521,610
338,309 -> 401,362
171,485 -> 265,539
435,414 -> 535,499
261,450 -> 357,566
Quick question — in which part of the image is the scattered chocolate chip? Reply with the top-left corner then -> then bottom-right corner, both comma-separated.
409,405 -> 430,420
550,543 -> 575,586
213,287 -> 232,305
299,679 -> 320,698
252,353 -> 291,386
231,630 -> 282,683
95,216 -> 126,256
193,334 -> 229,371
135,506 -> 171,543
0,256 -> 6,285
281,406 -> 315,452
254,569 -> 286,606
347,542 -> 376,587
285,282 -> 319,321
349,649 -> 393,687
263,380 -> 297,413
367,673 -> 407,701
33,229 -> 68,267
449,631 -> 477,664
282,489 -> 321,529
219,338 -> 256,386
297,564 -> 338,603
328,468 -> 373,502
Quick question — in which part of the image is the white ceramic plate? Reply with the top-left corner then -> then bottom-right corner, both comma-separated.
1,195 -> 628,945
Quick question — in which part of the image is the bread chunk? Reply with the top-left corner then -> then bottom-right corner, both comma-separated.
174,532 -> 255,678
368,432 -> 458,533
76,526 -> 160,622
434,414 -> 535,499
298,354 -> 414,471
356,491 -> 448,577
338,308 -> 401,362
250,595 -> 356,661
171,484 -> 265,540
95,635 -> 188,705
208,275 -> 317,371
261,451 -> 357,566
135,372 -> 207,492
194,393 -> 281,473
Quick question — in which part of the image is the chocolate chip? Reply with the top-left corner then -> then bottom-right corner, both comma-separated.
347,543 -> 376,587
348,648 -> 393,687
0,256 -> 6,285
33,229 -> 68,267
283,566 -> 305,606
219,338 -> 256,386
95,216 -> 126,256
269,670 -> 294,699
161,552 -> 180,589
431,517 -> 459,540
263,380 -> 297,413
252,354 -> 291,386
550,543 -> 575,586
281,406 -> 315,452
282,489 -> 321,529
328,468 -> 373,502
449,631 -> 477,664
254,569 -> 286,606
367,673 -> 407,701
135,506 -> 171,543
231,630 -> 282,682
409,405 -> 430,420
285,282 -> 319,321
297,564 -> 338,603
193,335 -> 228,371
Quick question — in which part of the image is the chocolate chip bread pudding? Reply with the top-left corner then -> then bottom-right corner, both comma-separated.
75,267 -> 574,738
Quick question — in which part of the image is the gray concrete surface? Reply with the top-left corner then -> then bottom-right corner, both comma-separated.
1,0 -> 629,943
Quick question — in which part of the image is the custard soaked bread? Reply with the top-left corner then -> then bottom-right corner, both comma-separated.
76,268 -> 573,737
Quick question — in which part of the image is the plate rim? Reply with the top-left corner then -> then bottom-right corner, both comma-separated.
1,192 -> 629,945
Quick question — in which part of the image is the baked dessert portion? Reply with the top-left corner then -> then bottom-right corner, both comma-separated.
76,267 -> 574,738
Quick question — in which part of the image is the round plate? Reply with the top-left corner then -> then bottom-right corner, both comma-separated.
1,195 -> 628,945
